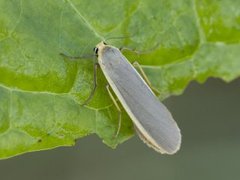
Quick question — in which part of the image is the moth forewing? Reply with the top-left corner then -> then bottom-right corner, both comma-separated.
95,41 -> 181,154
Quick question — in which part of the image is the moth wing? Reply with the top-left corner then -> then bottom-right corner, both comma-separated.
99,46 -> 181,154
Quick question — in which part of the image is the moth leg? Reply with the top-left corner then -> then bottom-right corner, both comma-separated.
82,63 -> 99,106
106,84 -> 122,138
132,61 -> 160,95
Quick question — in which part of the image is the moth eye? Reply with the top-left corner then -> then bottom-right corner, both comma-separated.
103,41 -> 107,45
93,47 -> 98,54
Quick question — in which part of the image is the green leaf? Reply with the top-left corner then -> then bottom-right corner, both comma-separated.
0,0 -> 239,159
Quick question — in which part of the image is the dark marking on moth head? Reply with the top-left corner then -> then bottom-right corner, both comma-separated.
93,47 -> 98,55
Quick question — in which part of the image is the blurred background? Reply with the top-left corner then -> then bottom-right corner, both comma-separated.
0,78 -> 239,180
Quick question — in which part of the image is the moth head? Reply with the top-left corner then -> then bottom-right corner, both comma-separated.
93,41 -> 107,56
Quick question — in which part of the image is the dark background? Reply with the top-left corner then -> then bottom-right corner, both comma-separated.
0,78 -> 240,180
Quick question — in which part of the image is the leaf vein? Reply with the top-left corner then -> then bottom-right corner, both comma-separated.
192,0 -> 206,43
66,0 -> 104,40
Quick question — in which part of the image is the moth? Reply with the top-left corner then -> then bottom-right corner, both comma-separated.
91,41 -> 181,154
